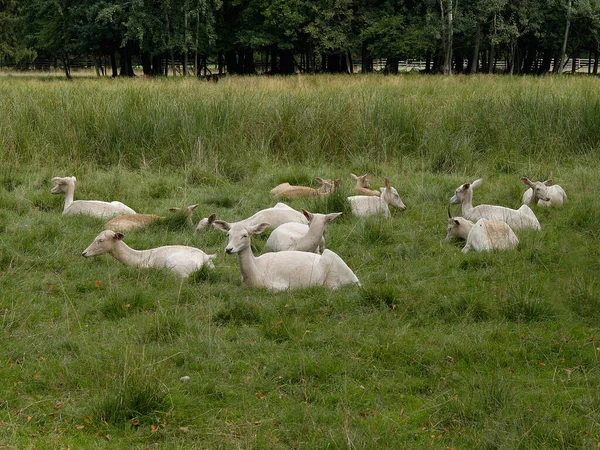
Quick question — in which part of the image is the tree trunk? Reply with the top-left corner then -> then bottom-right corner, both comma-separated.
594,46 -> 599,75
571,50 -> 578,74
279,49 -> 295,74
361,41 -> 373,73
225,50 -> 238,74
243,48 -> 255,74
425,49 -> 431,72
183,10 -> 188,76
62,56 -> 72,80
194,9 -> 200,76
152,55 -> 163,76
441,0 -> 454,74
141,52 -> 152,75
488,13 -> 496,74
270,46 -> 279,73
469,23 -> 480,73
556,0 -> 572,74
110,52 -> 118,77
164,6 -> 176,76
346,49 -> 353,73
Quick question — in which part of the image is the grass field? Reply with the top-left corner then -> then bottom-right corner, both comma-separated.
0,74 -> 599,448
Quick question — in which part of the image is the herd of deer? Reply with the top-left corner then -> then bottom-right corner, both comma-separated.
50,173 -> 566,291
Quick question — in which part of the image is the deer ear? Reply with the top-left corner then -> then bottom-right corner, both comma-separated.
384,177 -> 390,188
250,223 -> 270,234
326,212 -> 342,222
213,220 -> 231,232
334,179 -> 341,185
114,232 -> 125,240
315,177 -> 324,184
207,213 -> 216,224
454,219 -> 460,226
463,183 -> 470,190
302,209 -> 313,221
471,179 -> 483,189
521,177 -> 532,187
350,173 -> 358,180
544,179 -> 553,186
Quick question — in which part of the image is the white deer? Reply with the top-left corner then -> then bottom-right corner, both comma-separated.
213,220 -> 360,291
82,230 -> 216,278
265,210 -> 342,253
446,206 -> 519,253
521,178 -> 567,207
347,177 -> 406,217
196,202 -> 307,233
450,178 -> 541,230
51,176 -> 135,219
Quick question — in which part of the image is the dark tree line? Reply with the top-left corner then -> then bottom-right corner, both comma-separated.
1,0 -> 600,77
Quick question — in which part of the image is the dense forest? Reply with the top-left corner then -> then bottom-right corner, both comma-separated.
1,0 -> 600,77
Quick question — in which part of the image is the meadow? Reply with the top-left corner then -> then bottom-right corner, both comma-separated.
0,73 -> 599,449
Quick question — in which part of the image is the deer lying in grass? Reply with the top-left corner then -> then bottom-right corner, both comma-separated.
446,207 -> 518,253
265,210 -> 342,253
105,205 -> 198,232
347,177 -> 406,217
450,178 -> 541,230
51,176 -> 136,219
521,178 -> 567,207
271,178 -> 341,200
82,230 -> 216,278
213,220 -> 360,291
350,173 -> 380,196
195,213 -> 217,233
196,203 -> 307,233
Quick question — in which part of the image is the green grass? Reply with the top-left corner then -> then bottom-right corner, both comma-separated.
0,74 -> 599,448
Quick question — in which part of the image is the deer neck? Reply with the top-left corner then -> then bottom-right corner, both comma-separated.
111,241 -> 147,267
237,244 -> 260,286
295,220 -> 325,252
63,184 -> 75,211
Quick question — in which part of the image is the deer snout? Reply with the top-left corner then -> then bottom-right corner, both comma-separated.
225,247 -> 233,254
82,251 -> 88,257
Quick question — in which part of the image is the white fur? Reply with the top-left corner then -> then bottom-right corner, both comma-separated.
265,210 -> 342,253
196,202 -> 307,233
271,178 -> 340,200
82,230 -> 216,278
348,177 -> 406,217
450,178 -> 541,230
213,221 -> 360,291
521,178 -> 567,207
51,176 -> 135,219
446,214 -> 519,253
350,173 -> 380,196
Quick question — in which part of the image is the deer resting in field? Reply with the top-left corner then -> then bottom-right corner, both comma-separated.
82,230 -> 216,278
265,210 -> 342,253
271,178 -> 341,200
450,178 -> 541,230
213,220 -> 360,291
350,173 -> 380,196
347,177 -> 406,217
105,205 -> 198,232
196,203 -> 307,233
521,178 -> 567,207
51,176 -> 136,219
446,206 -> 519,253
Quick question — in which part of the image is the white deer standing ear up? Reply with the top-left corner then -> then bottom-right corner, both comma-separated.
214,220 -> 359,291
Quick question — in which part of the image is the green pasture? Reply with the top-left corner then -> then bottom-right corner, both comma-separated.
0,74 -> 599,448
